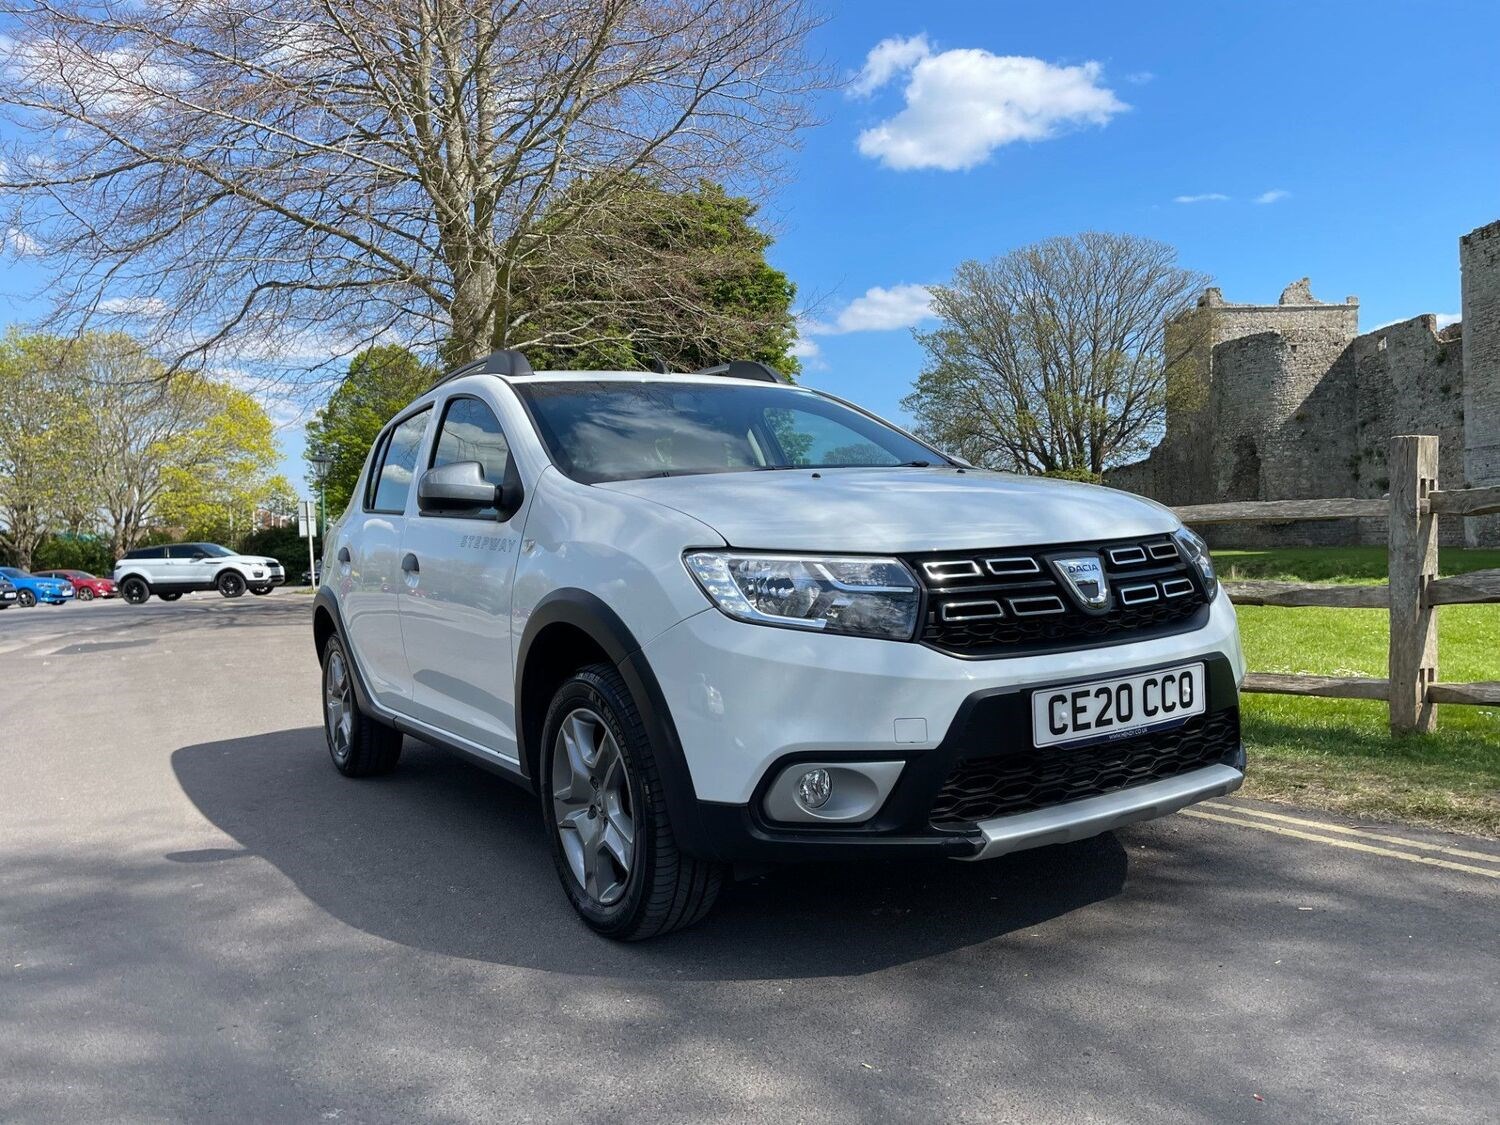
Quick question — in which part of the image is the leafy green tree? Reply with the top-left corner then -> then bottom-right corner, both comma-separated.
519,181 -> 800,376
0,331 -> 95,569
305,346 -> 437,516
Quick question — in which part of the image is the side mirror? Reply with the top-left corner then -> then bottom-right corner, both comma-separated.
417,460 -> 525,519
418,461 -> 498,512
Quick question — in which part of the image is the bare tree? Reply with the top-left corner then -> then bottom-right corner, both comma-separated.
903,233 -> 1211,478
0,0 -> 826,377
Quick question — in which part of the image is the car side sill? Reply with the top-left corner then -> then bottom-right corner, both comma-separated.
961,763 -> 1244,862
384,710 -> 532,790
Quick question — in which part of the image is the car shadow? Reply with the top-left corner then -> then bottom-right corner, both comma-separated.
171,727 -> 1129,980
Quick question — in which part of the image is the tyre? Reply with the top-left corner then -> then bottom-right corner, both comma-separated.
16,589 -> 37,608
158,592 -> 183,601
217,571 -> 246,598
77,587 -> 94,601
321,634 -> 402,777
120,577 -> 150,605
540,664 -> 724,940
250,585 -> 272,596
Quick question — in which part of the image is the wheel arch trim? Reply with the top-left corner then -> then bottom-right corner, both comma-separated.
515,590 -> 712,856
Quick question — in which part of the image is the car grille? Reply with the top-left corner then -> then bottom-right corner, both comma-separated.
906,535 -> 1208,657
929,708 -> 1240,829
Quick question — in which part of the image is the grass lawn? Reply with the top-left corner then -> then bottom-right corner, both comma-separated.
1217,545 -> 1500,583
1228,549 -> 1499,835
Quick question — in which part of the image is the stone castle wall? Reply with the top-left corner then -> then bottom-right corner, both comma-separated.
1461,220 -> 1500,546
1108,222 -> 1498,548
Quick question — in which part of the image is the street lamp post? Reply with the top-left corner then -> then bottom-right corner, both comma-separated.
309,455 -> 332,537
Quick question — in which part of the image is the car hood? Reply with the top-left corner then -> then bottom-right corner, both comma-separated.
597,467 -> 1179,553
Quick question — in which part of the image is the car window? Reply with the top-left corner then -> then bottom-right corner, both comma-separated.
763,406 -> 904,467
516,381 -> 941,483
428,397 -> 512,518
168,545 -> 204,559
130,546 -> 167,560
368,408 -> 432,514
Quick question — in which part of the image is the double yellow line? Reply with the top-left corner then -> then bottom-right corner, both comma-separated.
1182,802 -> 1500,879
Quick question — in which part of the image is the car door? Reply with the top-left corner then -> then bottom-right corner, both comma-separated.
397,393 -> 527,759
339,406 -> 433,712
168,544 -> 213,586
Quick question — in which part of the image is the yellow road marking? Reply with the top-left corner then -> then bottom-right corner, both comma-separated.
1180,809 -> 1500,879
1203,802 -> 1500,865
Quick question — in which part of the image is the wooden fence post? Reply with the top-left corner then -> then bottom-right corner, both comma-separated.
1388,435 -> 1439,733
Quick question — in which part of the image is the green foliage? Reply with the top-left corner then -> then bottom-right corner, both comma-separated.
1237,603 -> 1500,834
153,380 -> 284,542
518,181 -> 800,376
242,524 -> 319,579
1213,546 -> 1500,584
305,345 -> 437,515
1042,466 -> 1104,485
0,331 -> 96,568
31,534 -> 115,576
0,330 -> 293,564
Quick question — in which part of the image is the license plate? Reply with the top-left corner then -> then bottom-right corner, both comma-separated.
1032,663 -> 1205,748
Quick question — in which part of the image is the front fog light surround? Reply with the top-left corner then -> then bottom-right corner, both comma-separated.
763,760 -> 906,824
683,551 -> 919,640
1172,527 -> 1218,599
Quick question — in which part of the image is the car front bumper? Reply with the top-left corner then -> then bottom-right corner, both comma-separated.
641,588 -> 1246,863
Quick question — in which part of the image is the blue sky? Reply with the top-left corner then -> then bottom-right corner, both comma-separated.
5,0 -> 1500,493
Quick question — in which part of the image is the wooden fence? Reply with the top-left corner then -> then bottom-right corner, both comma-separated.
1172,435 -> 1500,734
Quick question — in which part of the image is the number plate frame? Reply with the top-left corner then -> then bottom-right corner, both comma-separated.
1030,662 -> 1206,749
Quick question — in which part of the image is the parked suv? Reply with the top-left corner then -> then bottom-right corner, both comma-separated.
313,352 -> 1245,940
113,543 -> 284,604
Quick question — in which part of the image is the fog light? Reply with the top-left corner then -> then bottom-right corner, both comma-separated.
795,768 -> 832,810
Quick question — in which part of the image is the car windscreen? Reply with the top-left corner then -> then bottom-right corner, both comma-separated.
515,381 -> 943,484
195,543 -> 235,557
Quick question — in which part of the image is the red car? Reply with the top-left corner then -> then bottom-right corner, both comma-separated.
34,570 -> 118,601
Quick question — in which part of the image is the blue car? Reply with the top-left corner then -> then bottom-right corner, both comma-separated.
0,566 -> 76,607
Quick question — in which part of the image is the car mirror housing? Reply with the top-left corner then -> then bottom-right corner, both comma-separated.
417,460 -> 525,519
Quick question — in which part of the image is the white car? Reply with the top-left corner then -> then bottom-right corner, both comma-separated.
114,542 -> 285,604
313,352 -> 1245,939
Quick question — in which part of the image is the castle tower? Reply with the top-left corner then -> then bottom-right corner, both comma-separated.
1460,221 -> 1500,546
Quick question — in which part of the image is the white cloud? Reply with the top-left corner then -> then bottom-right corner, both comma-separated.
1173,192 -> 1230,204
4,227 -> 41,256
1124,70 -> 1156,85
852,37 -> 1125,171
98,296 -> 169,316
803,284 -> 934,335
789,338 -> 821,359
850,33 -> 932,98
1254,188 -> 1292,205
1435,312 -> 1461,330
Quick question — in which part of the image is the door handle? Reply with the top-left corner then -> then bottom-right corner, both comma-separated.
401,553 -> 420,574
337,546 -> 351,564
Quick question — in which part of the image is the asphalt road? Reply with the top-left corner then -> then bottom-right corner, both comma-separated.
2,595 -> 1496,1123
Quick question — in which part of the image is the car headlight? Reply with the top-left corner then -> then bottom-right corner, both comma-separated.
684,551 -> 920,640
1172,527 -> 1218,599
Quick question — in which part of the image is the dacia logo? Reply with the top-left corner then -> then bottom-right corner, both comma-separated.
1054,554 -> 1110,611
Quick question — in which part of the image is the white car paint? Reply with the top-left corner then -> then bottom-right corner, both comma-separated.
325,366 -> 1244,851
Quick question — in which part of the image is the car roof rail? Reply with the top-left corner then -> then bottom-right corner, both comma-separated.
693,360 -> 790,384
431,348 -> 534,388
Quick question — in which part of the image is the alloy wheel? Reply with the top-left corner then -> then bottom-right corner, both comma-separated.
219,572 -> 245,598
122,579 -> 148,605
77,587 -> 94,601
324,648 -> 353,765
551,707 -> 638,907
17,589 -> 36,608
